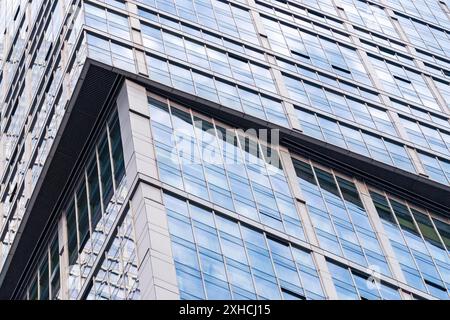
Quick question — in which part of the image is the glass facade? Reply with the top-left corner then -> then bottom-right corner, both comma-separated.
164,193 -> 325,300
370,191 -> 450,299
144,94 -> 450,300
293,158 -> 392,277
0,0 -> 449,300
148,97 -> 304,240
86,209 -> 140,300
23,109 -> 128,300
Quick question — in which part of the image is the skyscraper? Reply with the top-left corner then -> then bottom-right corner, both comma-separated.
0,0 -> 449,300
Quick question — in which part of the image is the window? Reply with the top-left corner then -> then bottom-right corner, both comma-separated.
149,96 -> 301,236
137,1 -> 259,45
294,159 -> 391,274
86,33 -> 135,72
164,193 -> 324,300
84,3 -> 130,40
76,185 -> 90,250
370,191 -> 450,298
397,14 -> 450,58
327,260 -> 401,300
38,258 -> 49,300
337,0 -> 400,37
109,112 -> 125,185
262,16 -> 371,84
295,106 -> 416,173
284,74 -> 389,133
87,159 -> 102,230
66,201 -> 78,266
50,237 -> 60,300
369,55 -> 441,111
98,132 -> 114,206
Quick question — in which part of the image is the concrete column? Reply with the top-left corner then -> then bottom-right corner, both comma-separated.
116,80 -> 179,300
423,76 -> 450,116
58,212 -> 70,300
406,147 -> 428,177
384,8 -> 409,43
279,150 -> 319,247
134,49 -> 148,76
409,47 -> 427,70
271,68 -> 300,130
247,0 -> 265,37
116,79 -> 158,192
130,15 -> 143,51
130,182 -> 180,300
126,2 -> 139,15
312,252 -> 339,300
387,110 -> 409,142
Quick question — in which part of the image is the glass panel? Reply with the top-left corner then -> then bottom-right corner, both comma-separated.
109,113 -> 125,186
98,133 -> 114,206
433,219 -> 450,252
50,237 -> 60,300
66,201 -> 78,266
87,160 -> 102,230
76,185 -> 90,250
38,257 -> 49,300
